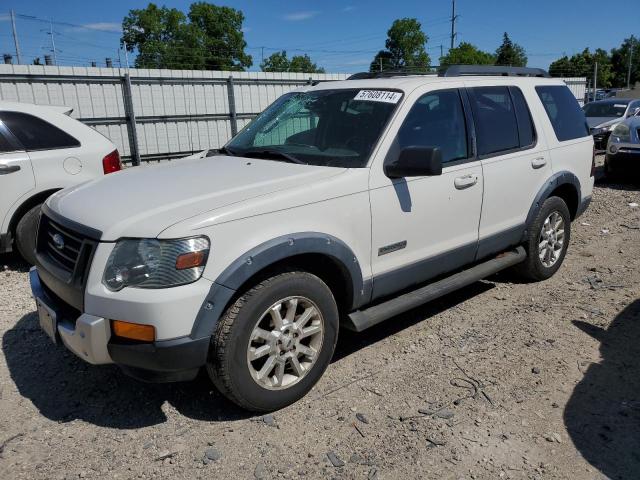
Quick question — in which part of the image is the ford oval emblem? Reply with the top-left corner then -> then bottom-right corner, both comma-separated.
52,233 -> 65,250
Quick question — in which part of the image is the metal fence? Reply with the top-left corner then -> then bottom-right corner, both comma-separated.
0,65 -> 348,164
0,65 -> 587,164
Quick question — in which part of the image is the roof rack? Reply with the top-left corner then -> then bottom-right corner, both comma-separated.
439,65 -> 550,78
346,71 -> 437,80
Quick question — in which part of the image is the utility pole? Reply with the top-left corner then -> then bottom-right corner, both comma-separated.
440,44 -> 443,59
10,10 -> 22,64
261,46 -> 264,66
450,0 -> 458,50
379,57 -> 383,72
123,41 -> 130,69
593,61 -> 597,102
628,36 -> 635,90
49,18 -> 57,65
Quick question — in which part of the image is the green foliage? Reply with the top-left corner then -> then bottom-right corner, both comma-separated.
610,36 -> 639,87
495,33 -> 527,67
369,18 -> 430,72
121,2 -> 252,70
440,42 -> 495,66
260,51 -> 325,73
549,48 -> 613,88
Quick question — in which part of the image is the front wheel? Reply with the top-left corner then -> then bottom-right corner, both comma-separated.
514,196 -> 571,281
207,271 -> 339,412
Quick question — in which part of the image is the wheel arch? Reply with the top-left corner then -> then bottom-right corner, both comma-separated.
190,233 -> 370,339
7,188 -> 60,240
524,171 -> 581,241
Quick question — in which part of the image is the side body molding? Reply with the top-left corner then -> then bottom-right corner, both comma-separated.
190,232 -> 369,339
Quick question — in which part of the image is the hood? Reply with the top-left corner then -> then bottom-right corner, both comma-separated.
586,117 -> 621,129
48,156 -> 345,240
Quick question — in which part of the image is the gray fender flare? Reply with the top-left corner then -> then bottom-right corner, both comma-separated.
522,171 -> 581,242
190,232 -> 368,339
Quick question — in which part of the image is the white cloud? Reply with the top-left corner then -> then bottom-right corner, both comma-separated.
77,22 -> 122,33
283,11 -> 319,21
241,26 -> 252,33
0,14 -> 10,21
342,6 -> 356,12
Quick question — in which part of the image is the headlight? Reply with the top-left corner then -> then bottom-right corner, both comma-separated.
591,125 -> 612,135
103,237 -> 210,291
611,123 -> 630,142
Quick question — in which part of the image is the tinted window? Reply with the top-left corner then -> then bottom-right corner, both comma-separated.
582,102 -> 627,118
0,111 -> 80,150
397,89 -> 468,163
509,87 -> 536,148
0,130 -> 17,153
468,86 -> 519,156
536,86 -> 589,141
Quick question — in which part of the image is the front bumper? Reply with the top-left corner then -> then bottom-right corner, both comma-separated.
606,145 -> 640,165
30,267 -> 211,382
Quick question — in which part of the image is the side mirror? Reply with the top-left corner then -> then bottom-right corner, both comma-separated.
384,146 -> 443,179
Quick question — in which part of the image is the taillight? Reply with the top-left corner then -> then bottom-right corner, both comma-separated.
591,145 -> 596,177
102,149 -> 122,175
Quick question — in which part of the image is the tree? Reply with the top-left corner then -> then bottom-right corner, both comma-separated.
369,18 -> 430,72
440,42 -> 495,66
494,33 -> 527,67
260,51 -> 325,73
121,2 -> 252,70
549,48 -> 613,87
289,54 -> 325,73
610,36 -> 639,87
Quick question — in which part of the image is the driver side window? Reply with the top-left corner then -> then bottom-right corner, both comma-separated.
396,89 -> 469,163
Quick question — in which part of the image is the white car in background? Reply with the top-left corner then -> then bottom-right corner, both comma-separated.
0,102 -> 121,264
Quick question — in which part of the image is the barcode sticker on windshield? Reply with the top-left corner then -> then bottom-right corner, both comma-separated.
614,104 -> 627,108
354,90 -> 402,103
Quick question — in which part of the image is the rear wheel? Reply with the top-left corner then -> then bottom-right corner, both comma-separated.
15,204 -> 42,265
207,271 -> 339,412
514,196 -> 571,281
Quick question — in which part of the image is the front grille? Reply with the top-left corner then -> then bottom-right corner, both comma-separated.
37,215 -> 84,273
40,216 -> 83,272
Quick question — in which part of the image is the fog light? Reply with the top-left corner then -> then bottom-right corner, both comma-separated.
609,145 -> 618,154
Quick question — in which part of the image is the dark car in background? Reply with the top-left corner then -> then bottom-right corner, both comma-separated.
584,99 -> 640,149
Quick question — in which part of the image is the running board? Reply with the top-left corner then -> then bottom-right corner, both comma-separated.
345,246 -> 526,332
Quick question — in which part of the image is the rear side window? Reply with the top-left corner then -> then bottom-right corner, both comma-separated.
0,130 -> 17,153
509,87 -> 536,148
468,86 -> 520,156
0,111 -> 80,151
535,86 -> 589,141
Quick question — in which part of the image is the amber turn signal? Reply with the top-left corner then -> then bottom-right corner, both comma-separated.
175,250 -> 207,270
111,320 -> 155,342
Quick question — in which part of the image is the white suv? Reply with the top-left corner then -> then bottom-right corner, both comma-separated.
0,102 -> 121,264
30,67 -> 594,412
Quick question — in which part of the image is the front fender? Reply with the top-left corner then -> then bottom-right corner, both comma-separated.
190,232 -> 369,339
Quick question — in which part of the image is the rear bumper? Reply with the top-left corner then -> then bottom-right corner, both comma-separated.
576,195 -> 592,219
30,267 -> 210,382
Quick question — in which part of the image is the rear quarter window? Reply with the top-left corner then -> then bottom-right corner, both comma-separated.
535,86 -> 589,142
0,111 -> 80,151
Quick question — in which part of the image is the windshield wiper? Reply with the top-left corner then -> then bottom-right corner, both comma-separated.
214,145 -> 237,156
241,149 -> 307,165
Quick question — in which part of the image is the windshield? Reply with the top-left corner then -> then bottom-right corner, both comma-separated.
226,89 -> 402,167
583,102 -> 627,118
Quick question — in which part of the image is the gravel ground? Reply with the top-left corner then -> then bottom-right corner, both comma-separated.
1,163 -> 639,480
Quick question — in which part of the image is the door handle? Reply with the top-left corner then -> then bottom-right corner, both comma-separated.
531,157 -> 547,169
454,174 -> 478,190
0,164 -> 21,175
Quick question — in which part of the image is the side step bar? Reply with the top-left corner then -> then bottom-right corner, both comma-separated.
345,246 -> 526,332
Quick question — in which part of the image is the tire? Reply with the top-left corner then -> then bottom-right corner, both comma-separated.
207,271 -> 339,412
514,196 -> 571,282
14,204 -> 42,265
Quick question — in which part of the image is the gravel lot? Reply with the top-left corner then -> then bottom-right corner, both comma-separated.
1,163 -> 639,480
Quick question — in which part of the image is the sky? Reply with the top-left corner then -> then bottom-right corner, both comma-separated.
0,0 -> 637,72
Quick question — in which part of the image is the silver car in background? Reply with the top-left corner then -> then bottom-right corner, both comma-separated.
604,112 -> 640,178
585,99 -> 640,150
